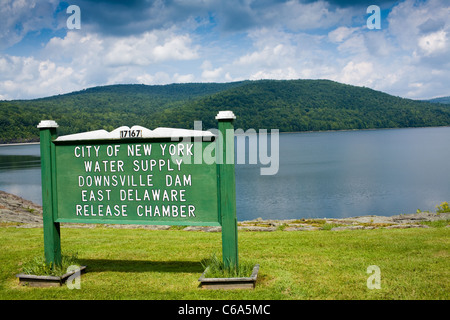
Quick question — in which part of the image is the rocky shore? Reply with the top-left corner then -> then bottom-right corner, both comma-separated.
1,190 -> 448,231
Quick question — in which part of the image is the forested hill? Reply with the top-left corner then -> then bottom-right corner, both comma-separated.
427,96 -> 450,104
1,79 -> 450,143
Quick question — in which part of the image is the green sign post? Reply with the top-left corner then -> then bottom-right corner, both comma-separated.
38,111 -> 238,270
216,111 -> 238,269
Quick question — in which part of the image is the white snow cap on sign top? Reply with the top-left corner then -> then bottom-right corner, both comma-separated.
54,125 -> 214,142
215,111 -> 236,120
37,120 -> 59,128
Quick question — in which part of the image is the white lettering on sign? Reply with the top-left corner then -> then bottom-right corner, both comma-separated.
74,145 -> 101,158
72,142 -> 201,221
75,204 -> 127,217
136,205 -> 196,217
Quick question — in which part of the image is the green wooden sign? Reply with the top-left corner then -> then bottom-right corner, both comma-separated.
38,111 -> 238,269
54,140 -> 219,226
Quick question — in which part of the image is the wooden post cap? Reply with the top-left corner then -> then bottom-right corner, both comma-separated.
215,111 -> 236,120
37,120 -> 59,129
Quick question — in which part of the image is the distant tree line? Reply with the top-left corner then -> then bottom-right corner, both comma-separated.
1,80 -> 449,144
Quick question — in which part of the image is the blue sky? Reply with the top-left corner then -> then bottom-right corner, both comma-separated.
0,0 -> 449,100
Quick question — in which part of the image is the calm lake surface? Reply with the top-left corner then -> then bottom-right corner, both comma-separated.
1,127 -> 449,220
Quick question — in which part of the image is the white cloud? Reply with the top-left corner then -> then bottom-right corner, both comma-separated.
336,33 -> 366,55
0,0 -> 59,49
339,61 -> 374,85
0,29 -> 200,99
308,0 -> 450,99
418,30 -> 448,56
235,43 -> 291,67
250,67 -> 299,81
363,31 -> 397,57
201,60 -> 223,81
173,73 -> 195,83
134,72 -> 171,85
225,28 -> 328,82
1,0 -> 450,101
201,67 -> 223,81
0,55 -> 77,100
45,30 -> 198,67
328,27 -> 360,43
388,0 -> 450,52
280,0 -> 356,31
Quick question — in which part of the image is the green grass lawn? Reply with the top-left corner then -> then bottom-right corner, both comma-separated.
0,226 -> 448,300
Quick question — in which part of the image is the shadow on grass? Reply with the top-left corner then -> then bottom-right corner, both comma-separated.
81,259 -> 204,274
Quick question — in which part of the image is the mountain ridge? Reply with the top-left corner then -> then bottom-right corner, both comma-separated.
426,96 -> 450,104
1,79 -> 449,143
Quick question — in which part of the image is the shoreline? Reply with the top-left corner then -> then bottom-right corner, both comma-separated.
1,190 -> 448,231
2,125 -> 450,146
278,125 -> 450,135
0,142 -> 39,147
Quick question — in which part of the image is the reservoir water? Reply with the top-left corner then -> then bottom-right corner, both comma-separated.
1,126 -> 449,221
